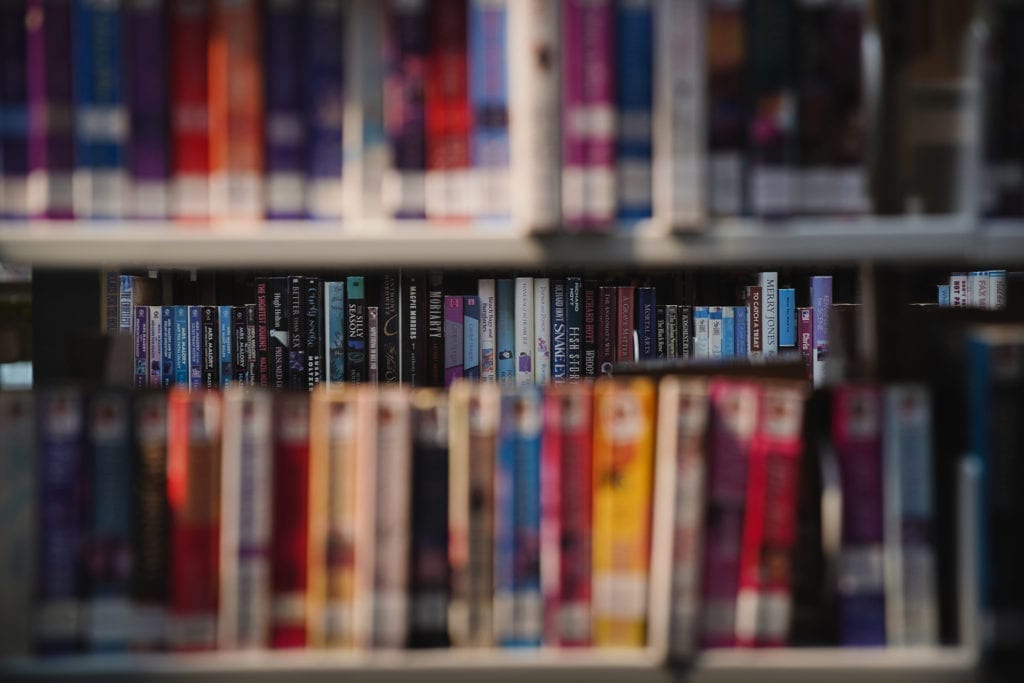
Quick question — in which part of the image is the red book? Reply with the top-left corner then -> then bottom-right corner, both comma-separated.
166,388 -> 221,652
424,0 -> 470,220
616,286 -> 635,364
736,382 -> 806,647
597,286 -> 616,375
270,393 -> 310,648
798,307 -> 813,381
170,0 -> 211,220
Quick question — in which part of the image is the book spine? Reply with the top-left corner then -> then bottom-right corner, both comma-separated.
734,305 -> 748,358
464,296 -> 480,380
597,286 -> 615,374
254,279 -> 269,387
635,287 -> 655,361
693,306 -> 708,359
559,385 -> 593,646
383,0 -> 427,219
810,275 -> 831,385
655,306 -> 666,359
515,277 -> 535,385
614,0 -> 652,221
665,304 -> 678,359
778,288 -> 795,347
749,286 -> 763,360
36,388 -> 85,653
188,305 -> 203,389
654,0 -> 706,229
101,269 -> 119,335
119,275 -> 134,333
166,389 -> 220,651
245,304 -> 256,386
828,2 -> 868,214
287,275 -> 305,389
218,306 -> 233,389
161,306 -> 175,388
134,306 -> 150,388
0,392 -> 34,656
494,391 -> 516,644
496,278 -> 515,384
534,278 -> 551,384
708,306 -> 723,359
303,277 -> 322,389
367,306 -> 379,384
511,388 -> 543,645
478,278 -> 497,382
149,305 -> 163,388
409,391 -> 449,646
326,281 -> 345,386
427,271 -> 444,387
707,0 -> 745,218
425,0 -> 470,220
758,272 -> 778,357
551,280 -> 568,382
616,285 -> 635,364
581,0 -> 615,228
170,0 -> 210,219
561,0 -> 585,229
678,304 -> 692,360
72,0 -> 128,218
0,0 -> 29,218
26,0 -> 74,218
380,274 -> 400,384
346,276 -> 367,383
231,306 -> 247,385
509,0 -> 560,230
721,306 -> 735,359
565,277 -> 583,380
201,306 -> 218,389
988,269 -> 1006,309
131,392 -> 168,650
127,0 -> 169,218
468,0 -> 510,220
444,295 -> 464,387
937,285 -> 950,306
305,0 -> 344,219
798,307 -> 812,381
263,0 -> 305,219
401,273 -> 421,386
540,391 -> 562,644
949,273 -> 968,308
174,306 -> 189,386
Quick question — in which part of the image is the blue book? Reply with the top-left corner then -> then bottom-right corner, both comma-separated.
188,305 -> 203,389
173,305 -> 188,386
72,0 -> 127,217
734,305 -> 748,358
494,385 -> 517,645
305,0 -> 345,219
937,284 -> 950,306
496,278 -> 515,384
264,0 -> 306,218
636,286 -> 656,360
779,287 -> 796,347
551,280 -> 567,381
469,0 -> 509,220
160,306 -> 174,389
614,0 -> 653,220
694,306 -> 710,358
566,277 -> 582,380
326,281 -> 346,384
218,305 -> 233,388
722,306 -> 735,359
463,295 -> 480,379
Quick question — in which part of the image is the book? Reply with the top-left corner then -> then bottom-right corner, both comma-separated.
166,388 -> 221,651
346,276 -> 367,383
734,305 -> 748,358
515,276 -> 535,385
379,274 -> 400,384
597,286 -> 616,375
202,305 -> 220,389
678,305 -> 692,360
119,274 -> 158,335
402,273 -> 423,386
188,305 -> 203,390
582,280 -> 598,377
566,277 -> 583,381
255,279 -> 270,387
409,389 -> 450,647
174,306 -> 189,386
369,308 -> 380,384
288,276 -> 306,390
0,0 -> 29,218
810,275 -> 832,385
127,0 -> 169,218
468,0 -> 510,220
263,0 -> 305,219
72,0 -> 128,218
247,306 -> 258,386
707,0 -> 746,218
758,271 -> 779,357
444,295 -> 464,387
219,388 -> 273,649
448,382 -> 499,647
84,389 -> 135,651
305,0 -> 345,219
170,0 -> 210,218
0,391 -> 35,656
798,306 -> 812,380
636,287 -> 656,361
325,281 -> 345,386
134,305 -> 150,389
708,306 -> 723,359
478,278 -> 497,382
664,304 -> 678,360
427,271 -> 444,387
617,285 -> 635,364
534,278 -> 551,383
656,306 -> 667,359
132,392 -> 169,650
615,0 -> 652,221
950,273 -> 968,308
832,384 -> 886,646
218,305 -> 233,389
581,0 -> 615,228
749,286 -> 763,360
304,278 -> 323,389
270,392 -> 310,648
382,0 -> 427,219
509,0 -> 560,231
693,306 -> 709,359
464,296 -> 480,380
561,0 -> 585,229
592,377 -> 656,646
551,280 -> 568,382
496,278 -> 515,384
721,306 -> 735,359
149,305 -> 163,388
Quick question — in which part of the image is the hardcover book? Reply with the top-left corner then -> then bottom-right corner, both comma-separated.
305,0 -> 345,219
444,295 -> 464,387
383,0 -> 427,219
264,0 -> 305,219
127,0 -> 169,218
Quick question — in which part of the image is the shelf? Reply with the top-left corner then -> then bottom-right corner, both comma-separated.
0,217 -> 1021,268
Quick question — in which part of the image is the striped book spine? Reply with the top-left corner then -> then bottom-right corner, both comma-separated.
264,0 -> 306,219
305,0 -> 345,219
561,0 -> 586,229
383,0 -> 427,219
0,0 -> 29,217
581,0 -> 615,229
127,0 -> 169,218
468,0 -> 510,220
170,0 -> 210,219
614,0 -> 652,221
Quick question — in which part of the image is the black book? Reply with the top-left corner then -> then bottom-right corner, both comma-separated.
231,305 -> 247,384
255,278 -> 270,387
304,277 -> 323,391
582,279 -> 598,377
380,273 -> 401,383
268,276 -> 290,389
665,304 -> 679,359
289,275 -> 306,390
201,305 -> 219,388
402,273 -> 423,386
132,392 -> 168,647
427,271 -> 444,387
346,276 -> 367,383
566,276 -> 582,381
656,305 -> 667,359
679,304 -> 693,360
245,303 -> 257,386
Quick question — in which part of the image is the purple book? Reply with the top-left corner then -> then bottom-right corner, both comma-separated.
562,0 -> 586,229
26,0 -> 74,218
127,0 -> 169,218
444,295 -> 463,387
0,0 -> 29,217
581,0 -> 614,229
383,0 -> 427,219
810,275 -> 832,386
264,0 -> 306,219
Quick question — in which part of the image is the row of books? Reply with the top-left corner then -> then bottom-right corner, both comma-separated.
936,271 -> 1008,309
114,271 -> 839,390
0,374 -> 953,657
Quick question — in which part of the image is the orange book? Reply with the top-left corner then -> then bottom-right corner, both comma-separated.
209,0 -> 264,219
592,377 -> 656,647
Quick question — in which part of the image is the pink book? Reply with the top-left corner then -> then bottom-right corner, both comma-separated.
581,0 -> 615,229
562,0 -> 586,229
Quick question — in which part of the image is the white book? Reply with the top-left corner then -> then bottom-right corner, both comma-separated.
509,0 -> 561,232
149,306 -> 162,389
976,271 -> 990,309
988,270 -> 1006,310
0,392 -> 35,656
533,278 -> 551,384
654,0 -> 706,231
693,306 -> 709,359
883,385 -> 938,646
967,271 -> 982,308
949,273 -> 968,308
514,277 -> 535,385
758,271 -> 778,357
708,307 -> 723,359
219,388 -> 273,649
479,279 -> 497,382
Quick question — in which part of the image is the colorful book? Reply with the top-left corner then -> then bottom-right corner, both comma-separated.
468,0 -> 510,220
379,274 -> 400,384
263,0 -> 306,219
161,306 -> 175,389
464,295 -> 480,380
721,306 -> 735,359
496,278 -> 516,384
119,274 -> 158,335
174,306 -> 189,386
201,305 -> 219,389
149,305 -> 163,389
515,276 -> 535,385
0,391 -> 35,656
615,0 -> 652,221
694,306 -> 709,359
708,306 -> 723,359
188,305 -> 203,390
798,306 -> 812,380
346,276 -> 367,383
305,0 -> 345,219
383,0 -> 427,219
566,277 -> 583,380
779,287 -> 796,347
231,305 -> 248,385
749,286 -> 763,360
478,278 -> 497,382
735,305 -> 748,358
127,0 -> 169,218
581,0 -> 615,228
444,295 -> 464,387
534,278 -> 551,383
134,305 -> 150,388
255,279 -> 270,387
170,0 -> 210,218
582,281 -> 598,376
245,304 -> 256,385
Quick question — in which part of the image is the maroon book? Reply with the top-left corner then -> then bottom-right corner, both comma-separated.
597,286 -> 616,375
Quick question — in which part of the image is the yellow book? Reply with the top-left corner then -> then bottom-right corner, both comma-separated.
592,377 -> 657,647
